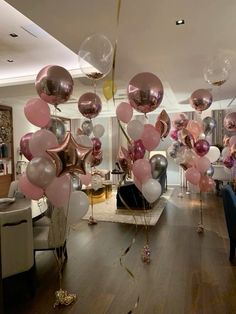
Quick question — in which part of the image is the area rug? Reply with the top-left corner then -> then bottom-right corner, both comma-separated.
81,188 -> 174,226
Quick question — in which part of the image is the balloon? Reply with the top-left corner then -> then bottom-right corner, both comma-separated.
178,128 -> 195,149
222,147 -> 230,159
155,109 -> 171,138
80,173 -> 92,186
202,116 -> 217,135
194,139 -> 210,157
26,157 -> 56,188
78,33 -> 113,80
127,119 -> 144,140
68,191 -> 89,223
142,179 -> 162,203
224,112 -> 236,132
117,148 -> 131,174
81,120 -> 93,136
24,98 -> 51,127
35,65 -> 73,105
199,176 -> 215,192
71,174 -> 82,191
89,150 -> 103,167
116,102 -> 133,123
18,173 -> 44,200
127,72 -> 163,114
186,120 -> 203,139
190,89 -> 213,112
149,154 -> 168,179
141,124 -> 161,151
76,134 -> 93,148
223,135 -> 230,147
205,146 -> 221,163
195,156 -> 211,174
93,124 -> 105,138
230,144 -> 236,160
29,129 -> 58,159
203,54 -> 231,86
229,135 -> 236,147
91,137 -> 102,152
223,155 -> 234,168
170,129 -> 178,141
45,174 -> 71,207
172,113 -> 189,130
128,139 -> 146,161
205,165 -> 214,177
46,117 -> 66,144
133,176 -> 142,191
20,132 -> 33,161
132,159 -> 151,184
78,92 -> 102,119
185,167 -> 201,185
91,174 -> 103,191
103,79 -> 117,101
47,132 -> 92,176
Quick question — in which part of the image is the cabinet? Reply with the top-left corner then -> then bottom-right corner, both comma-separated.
0,105 -> 14,197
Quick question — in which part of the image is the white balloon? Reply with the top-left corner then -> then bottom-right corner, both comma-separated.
75,134 -> 93,147
198,133 -> 206,140
205,146 -> 220,163
93,124 -> 105,138
222,147 -> 230,159
127,119 -> 144,140
142,179 -> 161,203
68,191 -> 89,225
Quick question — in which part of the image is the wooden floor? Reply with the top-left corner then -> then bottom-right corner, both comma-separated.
3,187 -> 236,314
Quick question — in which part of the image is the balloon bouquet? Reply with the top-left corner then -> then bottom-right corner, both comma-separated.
115,72 -> 169,263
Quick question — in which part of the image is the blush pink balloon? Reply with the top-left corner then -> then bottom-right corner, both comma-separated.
45,174 -> 71,207
29,129 -> 58,158
24,98 -> 51,127
116,102 -> 133,123
141,124 -> 161,151
185,167 -> 201,185
199,176 -> 215,192
20,132 -> 33,161
195,156 -> 211,174
132,158 -> 151,184
18,173 -> 44,200
80,173 -> 92,186
186,120 -> 203,140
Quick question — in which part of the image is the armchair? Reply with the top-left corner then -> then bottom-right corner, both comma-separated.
222,185 -> 236,261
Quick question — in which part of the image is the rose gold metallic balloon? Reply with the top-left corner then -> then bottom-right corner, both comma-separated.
78,92 -> 102,119
35,65 -> 74,105
224,112 -> 236,132
127,72 -> 164,114
190,89 -> 213,112
155,109 -> 171,138
172,113 -> 189,130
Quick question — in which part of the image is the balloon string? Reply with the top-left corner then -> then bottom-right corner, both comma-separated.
117,118 -> 131,144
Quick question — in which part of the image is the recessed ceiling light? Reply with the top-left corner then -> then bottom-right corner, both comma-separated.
7,59 -> 14,63
9,33 -> 18,38
176,19 -> 185,25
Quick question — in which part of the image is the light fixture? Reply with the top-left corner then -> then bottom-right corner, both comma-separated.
176,19 -> 185,25
9,33 -> 18,38
7,59 -> 14,63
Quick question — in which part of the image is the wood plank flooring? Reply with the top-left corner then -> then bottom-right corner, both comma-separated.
3,187 -> 236,314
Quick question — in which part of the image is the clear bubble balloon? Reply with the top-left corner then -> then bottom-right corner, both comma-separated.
78,34 -> 114,80
203,54 -> 231,86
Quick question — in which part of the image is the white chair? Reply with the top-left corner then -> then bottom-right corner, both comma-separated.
8,180 -> 24,199
0,207 -> 34,291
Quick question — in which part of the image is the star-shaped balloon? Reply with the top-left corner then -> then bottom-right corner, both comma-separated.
47,131 -> 92,176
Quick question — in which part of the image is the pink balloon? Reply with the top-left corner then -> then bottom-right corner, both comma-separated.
116,102 -> 133,123
20,132 -> 33,161
185,167 -> 201,185
141,124 -> 161,151
128,139 -> 146,161
199,175 -> 215,192
24,98 -> 51,127
18,173 -> 44,200
224,112 -> 236,132
91,137 -> 102,152
186,120 -> 203,140
172,113 -> 189,130
195,156 -> 211,174
133,176 -> 142,191
29,129 -> 58,158
170,129 -> 178,140
45,174 -> 71,207
80,173 -> 92,186
229,135 -> 236,147
132,158 -> 151,184
194,139 -> 210,157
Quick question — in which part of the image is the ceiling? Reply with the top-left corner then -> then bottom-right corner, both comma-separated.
1,0 -> 236,119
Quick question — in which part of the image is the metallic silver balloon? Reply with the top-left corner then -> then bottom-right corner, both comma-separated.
149,154 -> 168,179
46,117 -> 66,144
205,165 -> 214,177
202,116 -> 217,135
35,65 -> 74,105
71,174 -> 82,191
81,120 -> 93,136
